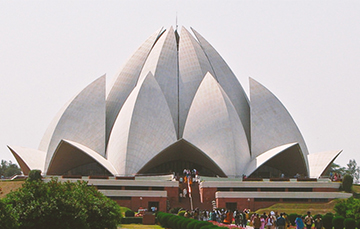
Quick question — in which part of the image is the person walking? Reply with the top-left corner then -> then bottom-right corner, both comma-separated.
266,214 -> 274,229
314,215 -> 323,229
276,213 -> 286,229
295,216 -> 305,229
305,211 -> 314,229
253,214 -> 262,229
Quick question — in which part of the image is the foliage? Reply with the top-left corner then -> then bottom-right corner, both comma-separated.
194,221 -> 212,229
288,213 -> 298,226
346,159 -> 360,183
334,197 -> 360,220
3,177 -> 121,229
324,163 -> 346,177
0,160 -> 21,179
180,218 -> 193,229
156,211 -> 224,229
0,198 -> 18,229
344,218 -> 356,229
120,217 -> 143,224
125,210 -> 135,217
342,174 -> 353,192
332,216 -> 345,229
28,169 -> 42,182
356,220 -> 360,229
323,214 -> 334,229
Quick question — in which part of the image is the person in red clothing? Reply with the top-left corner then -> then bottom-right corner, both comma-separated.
223,210 -> 233,224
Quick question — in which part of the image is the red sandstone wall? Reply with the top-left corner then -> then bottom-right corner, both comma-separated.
165,187 -> 179,208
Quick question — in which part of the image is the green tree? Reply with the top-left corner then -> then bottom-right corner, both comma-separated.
0,160 -> 21,178
0,198 -> 18,229
323,163 -> 346,177
3,176 -> 121,229
342,174 -> 353,192
346,159 -> 360,183
334,197 -> 360,220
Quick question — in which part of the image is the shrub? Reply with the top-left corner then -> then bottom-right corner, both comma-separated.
187,220 -> 199,229
333,216 -> 345,229
181,218 -> 193,229
289,213 -> 298,226
323,214 -> 334,229
125,210 -> 135,217
344,218 -> 356,229
159,213 -> 173,228
3,177 -> 121,229
334,198 -> 360,220
195,221 -> 213,229
356,220 -> 360,229
120,217 -> 142,224
168,215 -> 180,229
28,169 -> 42,182
0,198 -> 19,229
342,174 -> 353,193
200,225 -> 220,229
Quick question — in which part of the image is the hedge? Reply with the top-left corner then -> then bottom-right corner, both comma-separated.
124,210 -> 135,217
156,212 -> 224,229
288,214 -> 298,226
120,217 -> 142,224
344,218 -> 356,229
333,216 -> 345,229
323,214 -> 334,229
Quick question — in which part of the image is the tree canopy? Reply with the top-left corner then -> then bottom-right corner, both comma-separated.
2,174 -> 121,229
0,160 -> 21,178
334,197 -> 360,221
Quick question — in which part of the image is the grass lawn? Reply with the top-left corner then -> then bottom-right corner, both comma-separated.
118,224 -> 164,229
0,180 -> 24,198
352,184 -> 360,193
255,199 -> 339,215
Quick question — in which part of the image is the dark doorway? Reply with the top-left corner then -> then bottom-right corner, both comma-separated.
148,201 -> 159,212
226,202 -> 237,211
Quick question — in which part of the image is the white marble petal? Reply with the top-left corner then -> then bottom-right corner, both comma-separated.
7,145 -> 45,175
106,28 -> 164,140
107,72 -> 177,176
43,75 -> 106,172
178,27 -> 215,137
191,28 -> 251,143
137,27 -> 178,136
46,139 -> 117,175
244,143 -> 298,176
250,77 -> 309,172
308,150 -> 342,178
183,72 -> 250,176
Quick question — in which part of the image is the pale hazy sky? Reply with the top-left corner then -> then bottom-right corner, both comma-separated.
1,1 -> 359,168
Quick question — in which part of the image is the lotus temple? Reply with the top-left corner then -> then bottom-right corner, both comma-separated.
8,26 -> 351,211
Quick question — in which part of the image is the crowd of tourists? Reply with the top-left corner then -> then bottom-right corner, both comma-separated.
179,208 -> 248,226
250,211 -> 322,229
176,208 -> 323,229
